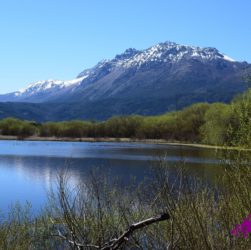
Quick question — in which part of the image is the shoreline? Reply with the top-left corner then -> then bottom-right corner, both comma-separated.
0,135 -> 248,150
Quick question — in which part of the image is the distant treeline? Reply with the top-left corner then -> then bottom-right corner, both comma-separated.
1,90 -> 251,147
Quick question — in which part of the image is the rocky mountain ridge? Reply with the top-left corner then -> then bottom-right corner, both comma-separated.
0,41 -> 250,121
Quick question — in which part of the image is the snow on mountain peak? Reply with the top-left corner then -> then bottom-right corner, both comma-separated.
15,76 -> 88,97
12,41 -> 237,99
223,54 -> 235,62
97,41 -> 236,69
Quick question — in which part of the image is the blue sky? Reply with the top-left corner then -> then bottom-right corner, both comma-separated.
0,0 -> 251,94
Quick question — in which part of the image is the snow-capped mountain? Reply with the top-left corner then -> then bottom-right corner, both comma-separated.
0,41 -> 250,121
0,41 -> 238,102
1,75 -> 89,103
78,42 -> 236,72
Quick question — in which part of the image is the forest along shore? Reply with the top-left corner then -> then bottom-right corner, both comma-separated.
1,89 -> 251,150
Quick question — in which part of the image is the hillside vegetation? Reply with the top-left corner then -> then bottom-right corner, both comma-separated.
1,90 -> 251,147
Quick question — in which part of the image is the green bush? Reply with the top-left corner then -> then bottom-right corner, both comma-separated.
1,89 -> 251,148
0,118 -> 37,137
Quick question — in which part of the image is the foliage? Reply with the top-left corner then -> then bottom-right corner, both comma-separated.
231,90 -> 251,147
200,103 -> 236,145
1,89 -> 251,147
0,203 -> 58,250
0,118 -> 37,138
39,121 -> 93,138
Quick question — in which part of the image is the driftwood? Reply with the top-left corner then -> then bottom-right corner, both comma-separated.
53,212 -> 169,250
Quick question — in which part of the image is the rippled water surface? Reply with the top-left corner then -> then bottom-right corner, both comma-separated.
0,140 -> 222,213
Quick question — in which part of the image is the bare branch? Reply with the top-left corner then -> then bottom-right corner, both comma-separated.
101,212 -> 170,250
52,212 -> 169,250
52,229 -> 100,249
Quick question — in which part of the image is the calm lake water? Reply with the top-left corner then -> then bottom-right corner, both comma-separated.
0,140 -> 222,214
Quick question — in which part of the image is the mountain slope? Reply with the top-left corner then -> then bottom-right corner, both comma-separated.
0,41 -> 250,121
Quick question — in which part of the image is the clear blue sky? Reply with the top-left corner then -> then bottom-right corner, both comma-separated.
0,0 -> 251,94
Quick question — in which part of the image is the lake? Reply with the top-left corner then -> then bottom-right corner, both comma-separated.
0,140 -> 222,214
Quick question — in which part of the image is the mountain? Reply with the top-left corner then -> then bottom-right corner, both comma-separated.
0,77 -> 87,103
0,41 -> 250,121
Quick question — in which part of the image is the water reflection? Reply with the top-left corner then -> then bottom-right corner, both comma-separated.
0,140 -> 223,213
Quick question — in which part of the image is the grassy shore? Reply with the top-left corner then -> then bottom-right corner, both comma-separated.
0,134 -> 249,151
